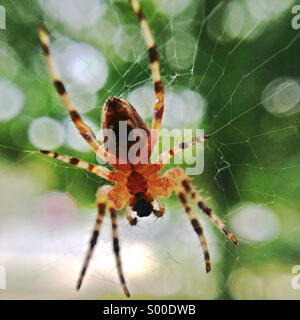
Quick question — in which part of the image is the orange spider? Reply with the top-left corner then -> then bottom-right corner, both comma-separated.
38,0 -> 237,297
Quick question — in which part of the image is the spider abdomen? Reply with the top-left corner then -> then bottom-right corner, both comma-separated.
101,97 -> 150,164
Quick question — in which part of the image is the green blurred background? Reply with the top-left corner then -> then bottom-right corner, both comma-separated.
0,0 -> 300,299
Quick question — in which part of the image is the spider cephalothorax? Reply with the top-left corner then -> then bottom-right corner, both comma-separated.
38,0 -> 238,298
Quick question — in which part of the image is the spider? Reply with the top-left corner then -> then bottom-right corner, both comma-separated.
38,0 -> 237,298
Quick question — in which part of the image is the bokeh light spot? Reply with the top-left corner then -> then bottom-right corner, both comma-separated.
0,42 -> 21,80
162,89 -> 206,128
29,117 -> 64,150
0,78 -> 25,121
229,268 -> 264,299
162,91 -> 186,128
113,25 -> 145,63
52,38 -> 108,93
67,89 -> 97,114
246,0 -> 295,23
261,78 -> 300,116
39,0 -> 107,31
223,1 -> 245,40
122,244 -> 151,274
127,85 -> 155,119
165,30 -> 197,70
64,117 -> 98,152
180,89 -> 207,126
230,204 -> 280,243
154,0 -> 192,17
207,1 -> 267,42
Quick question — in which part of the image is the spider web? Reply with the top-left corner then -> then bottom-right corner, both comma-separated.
1,0 -> 300,300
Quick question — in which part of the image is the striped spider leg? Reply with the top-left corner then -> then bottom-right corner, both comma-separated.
39,28 -> 131,295
40,150 -> 111,179
39,27 -> 116,165
143,137 -> 238,273
163,167 -> 237,273
77,185 -> 130,297
157,138 -> 238,245
39,151 -> 130,296
130,0 -> 164,157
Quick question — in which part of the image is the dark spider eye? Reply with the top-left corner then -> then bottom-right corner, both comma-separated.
133,199 -> 153,217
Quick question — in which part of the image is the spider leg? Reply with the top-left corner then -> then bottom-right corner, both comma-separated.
164,168 -> 237,245
156,135 -> 211,165
153,197 -> 165,217
76,186 -> 109,290
180,178 -> 238,244
109,205 -> 130,297
176,187 -> 211,273
40,150 -> 111,180
130,0 -> 164,153
39,27 -> 115,164
125,204 -> 137,226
